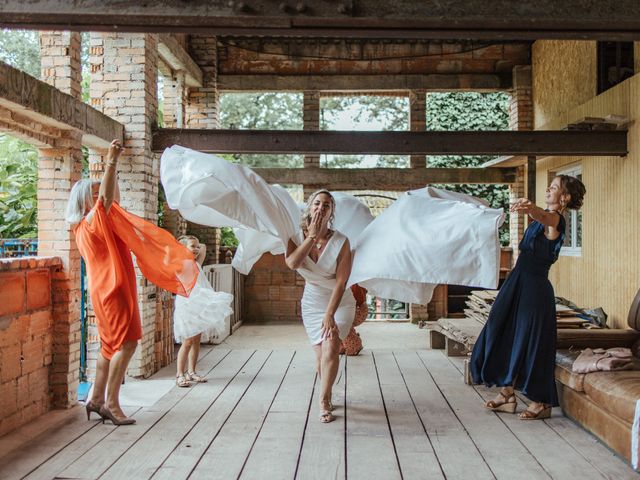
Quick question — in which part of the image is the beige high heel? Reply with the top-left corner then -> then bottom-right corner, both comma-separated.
484,390 -> 517,413
99,406 -> 136,426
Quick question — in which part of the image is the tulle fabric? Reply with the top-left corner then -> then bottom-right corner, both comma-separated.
173,266 -> 233,343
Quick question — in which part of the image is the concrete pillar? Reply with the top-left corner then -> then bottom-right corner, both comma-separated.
38,31 -> 83,407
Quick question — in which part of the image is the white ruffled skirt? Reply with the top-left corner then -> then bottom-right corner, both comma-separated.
173,269 -> 233,343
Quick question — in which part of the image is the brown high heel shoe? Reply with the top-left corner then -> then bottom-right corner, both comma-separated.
99,406 -> 136,426
519,405 -> 552,420
85,401 -> 103,421
484,390 -> 517,413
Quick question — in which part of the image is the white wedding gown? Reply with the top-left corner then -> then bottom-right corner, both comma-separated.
160,145 -> 505,320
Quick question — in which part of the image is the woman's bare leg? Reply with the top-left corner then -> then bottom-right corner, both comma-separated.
105,340 -> 137,418
90,353 -> 109,406
318,336 -> 341,418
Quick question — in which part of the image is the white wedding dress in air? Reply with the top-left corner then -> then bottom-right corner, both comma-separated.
160,145 -> 505,341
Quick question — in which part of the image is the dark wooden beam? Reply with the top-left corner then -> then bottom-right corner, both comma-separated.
152,129 -> 628,157
253,167 -> 517,188
217,74 -> 512,91
2,1 -> 640,40
527,155 -> 536,202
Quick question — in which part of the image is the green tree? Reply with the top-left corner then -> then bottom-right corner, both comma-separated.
219,93 -> 303,167
0,135 -> 38,238
0,29 -> 40,77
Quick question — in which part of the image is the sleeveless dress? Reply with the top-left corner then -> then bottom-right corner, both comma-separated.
73,201 -> 198,360
470,214 -> 566,405
294,231 -> 356,345
173,264 -> 234,343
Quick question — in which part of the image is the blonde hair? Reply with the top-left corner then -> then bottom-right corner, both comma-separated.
65,179 -> 100,225
300,189 -> 335,233
177,235 -> 200,246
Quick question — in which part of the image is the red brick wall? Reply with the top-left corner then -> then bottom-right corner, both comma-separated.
0,257 -> 61,436
243,253 -> 303,323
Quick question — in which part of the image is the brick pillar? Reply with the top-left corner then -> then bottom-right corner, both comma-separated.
508,66 -> 532,261
161,70 -> 188,238
409,90 -> 427,169
88,32 -> 160,377
163,206 -> 188,238
38,31 -> 83,407
185,35 -> 218,129
163,71 -> 186,128
40,31 -> 82,99
184,35 -> 220,262
303,91 -> 321,199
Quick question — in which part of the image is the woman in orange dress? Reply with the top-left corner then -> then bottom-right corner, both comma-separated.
66,140 -> 198,425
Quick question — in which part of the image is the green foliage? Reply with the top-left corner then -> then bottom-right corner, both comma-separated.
0,29 -> 40,77
220,93 -> 303,167
0,135 -> 38,238
220,227 -> 239,247
426,92 -> 511,245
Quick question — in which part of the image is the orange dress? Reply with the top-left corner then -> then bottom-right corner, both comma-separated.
74,201 -> 198,360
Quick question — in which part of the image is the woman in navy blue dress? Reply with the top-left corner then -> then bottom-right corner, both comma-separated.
470,175 -> 586,419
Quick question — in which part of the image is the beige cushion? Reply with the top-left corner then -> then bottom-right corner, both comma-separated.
583,370 -> 640,423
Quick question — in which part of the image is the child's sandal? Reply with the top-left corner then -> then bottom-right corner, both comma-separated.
186,371 -> 207,383
176,374 -> 191,388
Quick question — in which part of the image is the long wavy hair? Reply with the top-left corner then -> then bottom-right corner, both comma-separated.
300,189 -> 335,234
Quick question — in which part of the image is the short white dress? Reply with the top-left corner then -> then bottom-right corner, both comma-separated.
295,231 -> 356,345
173,265 -> 234,343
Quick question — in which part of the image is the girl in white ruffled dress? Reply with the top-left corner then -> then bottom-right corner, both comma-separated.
174,235 -> 233,387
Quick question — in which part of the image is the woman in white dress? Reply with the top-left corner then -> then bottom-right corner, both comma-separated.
285,190 -> 355,423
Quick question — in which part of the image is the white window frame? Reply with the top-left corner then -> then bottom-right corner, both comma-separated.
556,164 -> 583,257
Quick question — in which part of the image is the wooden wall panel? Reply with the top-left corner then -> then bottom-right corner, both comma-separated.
536,74 -> 639,329
532,40 -> 597,129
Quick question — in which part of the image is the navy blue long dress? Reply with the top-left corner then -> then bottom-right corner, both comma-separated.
470,213 -> 565,406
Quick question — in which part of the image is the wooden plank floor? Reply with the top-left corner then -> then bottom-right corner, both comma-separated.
0,346 -> 637,480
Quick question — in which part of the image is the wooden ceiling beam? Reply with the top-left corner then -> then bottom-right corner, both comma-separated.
151,129 -> 628,157
217,74 -> 512,91
252,167 -> 517,188
1,1 -> 640,40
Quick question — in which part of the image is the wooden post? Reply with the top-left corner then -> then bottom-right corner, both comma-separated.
527,155 -> 536,203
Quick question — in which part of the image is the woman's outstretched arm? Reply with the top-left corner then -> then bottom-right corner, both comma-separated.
98,139 -> 123,213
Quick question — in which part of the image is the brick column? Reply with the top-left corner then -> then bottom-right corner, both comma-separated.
508,66 -> 533,260
184,35 -> 221,262
303,91 -> 321,199
38,31 -> 83,407
88,32 -> 160,377
163,71 -> 186,129
409,90 -> 427,169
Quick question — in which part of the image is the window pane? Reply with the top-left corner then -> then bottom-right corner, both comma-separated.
576,210 -> 583,248
564,212 -> 574,247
